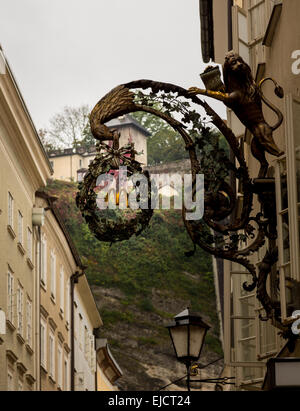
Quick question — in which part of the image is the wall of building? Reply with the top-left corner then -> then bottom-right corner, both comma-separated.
49,124 -> 148,182
0,46 -> 108,392
210,0 -> 300,390
96,364 -> 117,391
73,276 -> 101,391
0,54 -> 52,390
36,196 -> 78,391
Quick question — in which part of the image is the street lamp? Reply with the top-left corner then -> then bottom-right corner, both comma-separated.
167,308 -> 210,390
263,358 -> 300,391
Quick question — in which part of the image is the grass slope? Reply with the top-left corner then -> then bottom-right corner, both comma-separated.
44,180 -> 222,371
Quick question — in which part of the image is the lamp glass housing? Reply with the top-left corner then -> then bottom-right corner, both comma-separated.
267,358 -> 300,390
167,309 -> 210,364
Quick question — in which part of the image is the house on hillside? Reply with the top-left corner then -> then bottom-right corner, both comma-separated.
48,114 -> 150,182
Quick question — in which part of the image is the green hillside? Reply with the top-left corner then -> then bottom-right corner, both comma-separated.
44,179 -> 222,390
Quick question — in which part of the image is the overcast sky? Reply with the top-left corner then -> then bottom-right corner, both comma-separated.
0,0 -> 225,130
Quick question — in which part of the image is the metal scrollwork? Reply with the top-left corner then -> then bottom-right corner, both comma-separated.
78,53 -> 287,330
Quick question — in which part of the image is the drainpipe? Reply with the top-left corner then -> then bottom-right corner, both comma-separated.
38,226 -> 42,391
228,0 -> 233,51
32,207 -> 45,391
93,327 -> 101,391
70,270 -> 84,391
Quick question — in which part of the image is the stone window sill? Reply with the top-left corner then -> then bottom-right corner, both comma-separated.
17,242 -> 26,256
7,225 -> 16,240
59,309 -> 64,320
17,333 -> 25,345
40,280 -> 47,292
49,375 -> 56,385
6,319 -> 16,332
40,364 -> 48,375
25,344 -> 34,356
27,258 -> 34,270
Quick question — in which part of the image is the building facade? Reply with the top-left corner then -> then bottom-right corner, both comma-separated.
96,339 -> 122,391
0,45 -> 119,391
48,114 -> 150,182
0,46 -> 52,391
73,274 -> 102,391
199,0 -> 300,390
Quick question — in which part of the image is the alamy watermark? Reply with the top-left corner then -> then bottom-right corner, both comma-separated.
291,50 -> 300,75
95,167 -> 204,221
291,310 -> 300,335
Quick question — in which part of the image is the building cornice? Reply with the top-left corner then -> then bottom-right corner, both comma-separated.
0,52 -> 52,188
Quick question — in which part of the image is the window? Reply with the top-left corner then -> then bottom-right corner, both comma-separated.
275,95 -> 300,320
90,336 -> 95,370
17,284 -> 24,336
223,261 -> 266,388
64,357 -> 69,391
7,270 -> 14,324
50,251 -> 56,300
58,344 -> 63,388
78,314 -> 82,349
49,332 -> 55,379
26,299 -> 32,347
84,327 -> 89,359
18,211 -> 23,244
27,228 -> 32,261
247,0 -> 274,70
41,234 -> 47,287
8,192 -> 14,227
60,268 -> 64,314
66,280 -> 70,325
232,5 -> 250,65
79,159 -> 82,168
40,319 -> 47,369
7,368 -> 14,391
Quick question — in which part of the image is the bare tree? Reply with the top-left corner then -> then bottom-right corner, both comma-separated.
43,105 -> 90,149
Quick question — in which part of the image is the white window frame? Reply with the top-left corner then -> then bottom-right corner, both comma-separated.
41,234 -> 47,287
64,356 -> 69,391
58,344 -> 63,389
17,283 -> 24,336
7,270 -> 14,324
59,267 -> 64,315
66,280 -> 70,326
50,251 -> 56,300
40,318 -> 47,369
224,260 -> 266,388
18,379 -> 23,391
274,94 -> 300,321
27,227 -> 33,261
8,192 -> 14,228
18,211 -> 23,244
7,368 -> 14,391
26,298 -> 32,347
84,326 -> 89,360
232,5 -> 250,65
49,331 -> 55,380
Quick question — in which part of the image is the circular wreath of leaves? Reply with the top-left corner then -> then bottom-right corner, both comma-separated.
76,143 -> 154,243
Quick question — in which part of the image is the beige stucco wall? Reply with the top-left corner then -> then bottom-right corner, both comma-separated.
50,153 -> 82,182
96,365 -> 116,391
0,58 -> 51,390
36,196 -> 78,391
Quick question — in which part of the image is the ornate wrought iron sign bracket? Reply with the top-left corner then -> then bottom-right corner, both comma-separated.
77,53 -> 288,332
